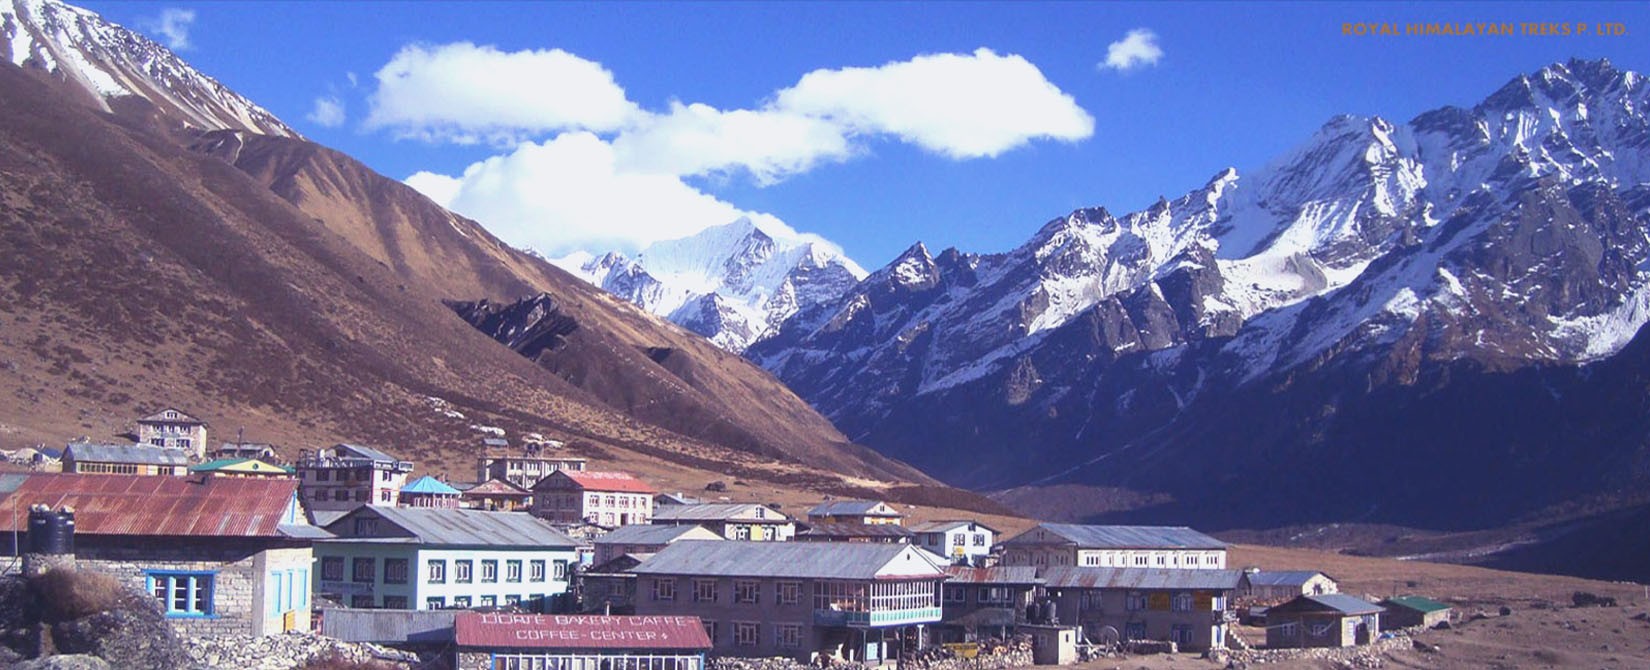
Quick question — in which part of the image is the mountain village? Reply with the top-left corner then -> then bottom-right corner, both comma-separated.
0,407 -> 1467,670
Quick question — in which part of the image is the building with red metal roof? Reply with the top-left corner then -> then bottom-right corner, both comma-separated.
530,470 -> 656,528
453,612 -> 711,670
0,472 -> 320,638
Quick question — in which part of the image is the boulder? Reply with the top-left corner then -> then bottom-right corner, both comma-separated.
11,654 -> 113,670
50,606 -> 190,670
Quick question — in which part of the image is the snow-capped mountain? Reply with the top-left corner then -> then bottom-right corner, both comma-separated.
1,0 -> 296,137
562,218 -> 866,351
747,59 -> 1650,531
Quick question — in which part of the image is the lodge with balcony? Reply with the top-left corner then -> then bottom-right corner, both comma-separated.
630,541 -> 948,662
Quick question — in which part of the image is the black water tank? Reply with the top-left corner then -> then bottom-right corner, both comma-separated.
25,506 -> 74,555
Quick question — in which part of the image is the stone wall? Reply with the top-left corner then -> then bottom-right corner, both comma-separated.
46,538 -> 291,638
183,631 -> 421,670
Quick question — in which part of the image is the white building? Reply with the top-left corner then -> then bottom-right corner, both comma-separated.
135,408 -> 208,459
315,506 -> 578,611
999,524 -> 1227,569
531,471 -> 655,527
909,520 -> 997,566
296,444 -> 415,512
650,503 -> 796,541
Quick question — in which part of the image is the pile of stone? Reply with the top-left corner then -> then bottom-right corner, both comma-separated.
180,631 -> 420,670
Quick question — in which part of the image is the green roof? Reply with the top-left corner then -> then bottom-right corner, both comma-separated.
189,458 -> 295,474
1382,596 -> 1451,613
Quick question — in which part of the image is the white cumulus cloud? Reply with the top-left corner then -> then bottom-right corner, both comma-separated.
774,48 -> 1094,159
383,44 -> 1095,257
364,42 -> 642,145
141,8 -> 196,51
611,102 -> 854,185
1100,28 -> 1164,72
406,133 -> 792,257
306,96 -> 345,128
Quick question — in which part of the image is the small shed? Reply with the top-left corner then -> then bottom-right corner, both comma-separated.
1265,594 -> 1382,649
1379,596 -> 1451,629
453,612 -> 711,670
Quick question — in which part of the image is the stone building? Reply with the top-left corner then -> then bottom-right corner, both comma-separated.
0,473 -> 317,637
935,565 -> 1041,642
631,541 -> 947,662
295,443 -> 415,512
1265,594 -> 1383,648
61,442 -> 190,476
1239,570 -> 1339,603
460,478 -> 533,511
135,408 -> 208,459
475,453 -> 588,489
1042,566 -> 1242,652
1000,524 -> 1227,569
650,503 -> 795,541
1378,596 -> 1451,629
531,470 -> 655,527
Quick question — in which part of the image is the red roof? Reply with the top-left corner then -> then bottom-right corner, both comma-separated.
554,471 -> 656,494
455,613 -> 711,650
0,473 -> 297,538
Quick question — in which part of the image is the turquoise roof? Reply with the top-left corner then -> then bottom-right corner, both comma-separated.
400,475 -> 461,496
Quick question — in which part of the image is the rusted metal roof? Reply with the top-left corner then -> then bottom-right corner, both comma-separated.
545,471 -> 656,494
0,473 -> 298,537
943,566 -> 1041,585
456,613 -> 711,650
1040,567 -> 1244,590
1008,523 -> 1227,550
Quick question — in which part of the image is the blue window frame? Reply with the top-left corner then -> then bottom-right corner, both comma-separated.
146,570 -> 216,617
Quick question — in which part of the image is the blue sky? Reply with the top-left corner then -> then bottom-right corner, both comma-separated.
85,1 -> 1650,270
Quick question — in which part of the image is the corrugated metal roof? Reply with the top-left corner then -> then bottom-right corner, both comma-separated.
1271,594 -> 1383,616
322,609 -> 457,644
463,479 -> 531,496
326,507 -> 577,548
595,524 -> 719,545
311,510 -> 348,527
0,473 -> 297,537
455,613 -> 711,650
1040,567 -> 1244,590
807,500 -> 898,517
943,566 -> 1041,585
798,522 -> 914,539
632,540 -> 946,580
650,503 -> 786,523
64,443 -> 190,466
1244,570 -> 1329,587
549,471 -> 656,494
481,438 -> 509,447
278,524 -> 336,540
1012,523 -> 1227,550
189,458 -> 294,474
401,476 -> 461,495
909,520 -> 999,534
1381,596 -> 1450,614
333,443 -> 401,463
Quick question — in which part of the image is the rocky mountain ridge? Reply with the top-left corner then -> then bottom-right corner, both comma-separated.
562,218 -> 866,352
746,58 -> 1650,533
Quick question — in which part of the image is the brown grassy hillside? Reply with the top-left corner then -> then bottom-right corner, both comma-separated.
0,60 -> 938,499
